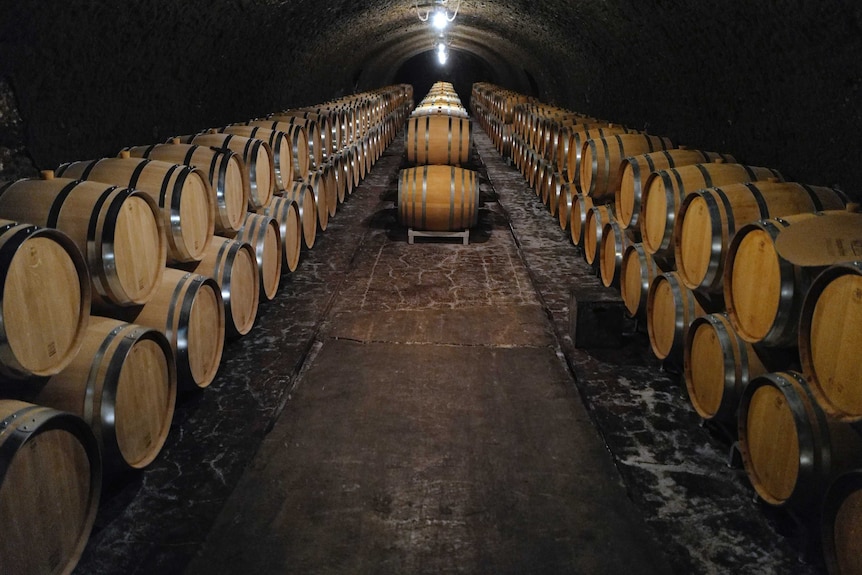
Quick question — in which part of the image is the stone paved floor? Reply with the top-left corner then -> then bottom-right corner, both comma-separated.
70,127 -> 824,575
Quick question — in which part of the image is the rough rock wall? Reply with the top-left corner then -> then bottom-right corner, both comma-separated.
2,0 -> 860,199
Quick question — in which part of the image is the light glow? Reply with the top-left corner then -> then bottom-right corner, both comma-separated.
432,9 -> 448,30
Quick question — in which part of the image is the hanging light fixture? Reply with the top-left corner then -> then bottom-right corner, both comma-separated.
415,0 -> 461,28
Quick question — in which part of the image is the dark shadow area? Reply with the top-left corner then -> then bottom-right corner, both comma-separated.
393,48 -> 497,110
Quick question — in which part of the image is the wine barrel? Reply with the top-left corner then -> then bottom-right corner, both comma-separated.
616,149 -> 737,231
570,192 -> 594,246
822,470 -> 862,575
244,121 -> 310,181
0,174 -> 165,309
558,182 -> 576,230
122,142 -> 248,235
580,133 -> 674,204
215,125 -> 294,192
560,125 -> 631,186
405,114 -> 472,166
738,371 -> 862,512
234,212 -> 283,300
178,133 -> 275,211
583,204 -> 615,266
284,181 -> 318,249
271,111 -> 333,162
647,271 -> 707,363
684,313 -> 767,423
0,400 -> 101,575
620,243 -> 660,319
178,236 -> 259,338
800,261 -> 862,422
329,152 -> 349,203
259,116 -> 323,169
0,220 -> 91,380
724,210 -> 862,347
640,162 -> 784,262
309,162 -> 337,221
55,156 -> 215,263
259,196 -> 301,274
36,317 -> 176,473
600,219 -> 636,288
397,165 -> 479,232
130,268 -> 224,389
675,181 -> 846,292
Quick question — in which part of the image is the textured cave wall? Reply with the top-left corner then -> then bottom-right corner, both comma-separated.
1,0 -> 860,199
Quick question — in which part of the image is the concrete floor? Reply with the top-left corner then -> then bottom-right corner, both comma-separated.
72,128 -> 823,574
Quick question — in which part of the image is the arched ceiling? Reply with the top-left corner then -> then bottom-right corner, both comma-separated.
1,0 -> 860,197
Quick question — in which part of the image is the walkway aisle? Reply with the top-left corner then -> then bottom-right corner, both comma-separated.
184,138 -> 671,573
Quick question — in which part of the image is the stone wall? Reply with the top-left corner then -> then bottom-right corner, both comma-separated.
2,0 -> 860,199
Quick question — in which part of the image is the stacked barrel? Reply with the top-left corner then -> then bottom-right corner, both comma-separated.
0,82 -> 412,575
400,83 -> 479,234
473,81 -> 862,572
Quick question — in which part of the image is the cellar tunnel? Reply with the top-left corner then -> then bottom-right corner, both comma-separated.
1,2 -> 862,575
1,0 -> 861,197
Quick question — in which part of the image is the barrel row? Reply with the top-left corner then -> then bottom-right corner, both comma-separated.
405,82 -> 472,167
472,80 -> 862,573
0,82 -> 412,575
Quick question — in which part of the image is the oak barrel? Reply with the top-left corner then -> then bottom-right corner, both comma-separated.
36,317 -> 176,473
616,149 -> 736,231
565,126 -> 633,184
216,125 -> 294,192
675,181 -> 846,292
284,181 -> 318,249
684,313 -> 767,423
580,133 -> 674,204
570,192 -> 594,246
640,162 -> 783,262
178,236 -> 259,338
822,470 -> 862,575
244,121 -> 310,181
0,219 -> 91,380
800,261 -> 862,422
647,271 -> 707,363
738,371 -> 862,511
234,212 -> 283,300
130,268 -> 225,389
398,165 -> 479,232
0,399 -> 101,575
583,204 -> 614,266
179,133 -> 275,210
123,142 -> 248,234
0,174 -> 165,309
405,114 -> 473,166
55,156 -> 215,263
600,219 -> 635,288
620,243 -> 660,319
259,196 -> 302,274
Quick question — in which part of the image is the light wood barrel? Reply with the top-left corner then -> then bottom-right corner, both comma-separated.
620,243 -> 660,319
309,162 -> 337,221
179,236 -> 259,338
36,317 -> 176,472
738,371 -> 862,512
123,142 -> 248,235
398,165 -> 479,232
405,114 -> 473,166
216,126 -> 294,192
244,121 -> 310,181
259,196 -> 301,273
180,133 -> 274,211
584,204 -> 615,266
234,212 -> 282,300
0,220 -> 91,380
723,211 -> 862,347
284,181 -> 318,249
55,157 -> 215,263
130,268 -> 224,389
800,261 -> 862,422
271,112 -> 332,162
684,313 -> 767,422
0,400 -> 101,575
558,183 -> 576,230
0,175 -> 165,309
822,470 -> 862,575
640,162 -> 784,262
647,271 -> 707,363
675,181 -> 846,292
617,149 -> 737,231
570,192 -> 594,246
266,115 -> 325,168
580,134 -> 674,203
600,219 -> 636,288
564,125 -> 631,182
